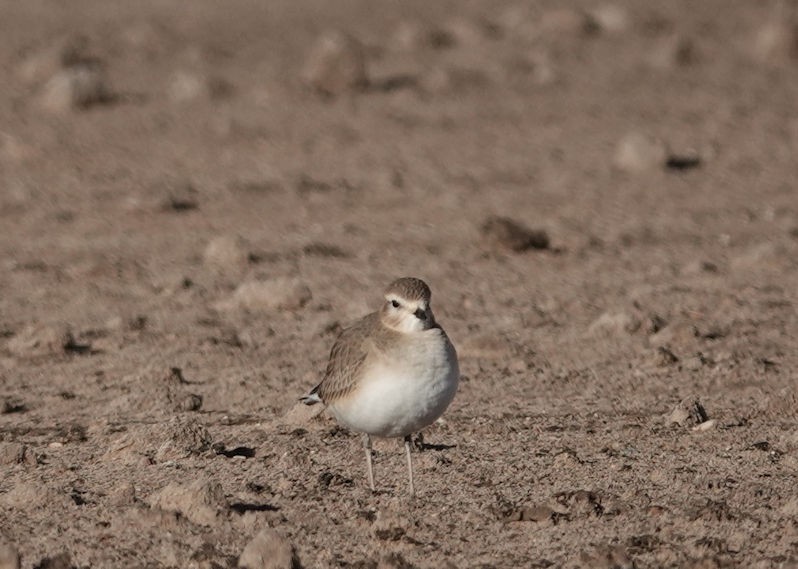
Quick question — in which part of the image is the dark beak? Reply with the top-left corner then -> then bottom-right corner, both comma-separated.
414,308 -> 427,321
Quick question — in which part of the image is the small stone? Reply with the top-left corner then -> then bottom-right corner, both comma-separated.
481,216 -> 550,252
613,132 -> 667,173
692,419 -> 716,432
153,416 -> 213,462
203,235 -> 250,273
589,311 -> 641,336
0,541 -> 20,569
38,63 -> 109,112
0,443 -> 29,465
301,30 -> 368,97
33,553 -> 74,569
147,479 -> 227,526
588,5 -> 630,33
238,529 -> 299,569
667,397 -> 709,426
225,278 -> 312,312
6,323 -> 73,358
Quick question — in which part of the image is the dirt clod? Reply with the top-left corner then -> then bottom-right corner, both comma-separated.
481,216 -> 550,252
147,479 -> 227,526
238,529 -> 299,569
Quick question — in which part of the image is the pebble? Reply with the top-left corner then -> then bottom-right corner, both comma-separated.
238,529 -> 298,569
588,5 -> 630,34
32,553 -> 73,569
589,311 -> 641,336
613,132 -> 667,173
6,323 -> 73,358
0,443 -> 32,465
224,278 -> 312,311
301,30 -> 368,96
38,63 -> 109,112
667,397 -> 709,426
153,416 -> 213,462
481,216 -> 550,252
147,479 -> 227,526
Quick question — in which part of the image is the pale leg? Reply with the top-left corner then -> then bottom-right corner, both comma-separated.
363,433 -> 375,491
404,434 -> 415,496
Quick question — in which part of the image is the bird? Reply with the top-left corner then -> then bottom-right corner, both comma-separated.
300,277 -> 459,495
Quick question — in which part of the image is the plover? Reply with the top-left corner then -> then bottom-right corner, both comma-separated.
301,277 -> 459,495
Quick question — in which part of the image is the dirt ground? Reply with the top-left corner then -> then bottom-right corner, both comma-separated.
1,0 -> 798,567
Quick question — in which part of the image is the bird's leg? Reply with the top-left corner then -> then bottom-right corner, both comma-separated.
404,434 -> 415,496
363,433 -> 375,491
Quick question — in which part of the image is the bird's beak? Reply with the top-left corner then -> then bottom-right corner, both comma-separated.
414,308 -> 427,321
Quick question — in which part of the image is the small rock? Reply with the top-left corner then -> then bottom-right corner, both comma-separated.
38,63 -> 109,112
33,553 -> 74,569
225,278 -> 312,311
203,235 -> 250,273
667,397 -> 709,426
147,479 -> 227,527
6,323 -> 73,358
588,5 -> 630,34
301,30 -> 368,97
0,443 -> 30,465
589,311 -> 641,336
238,529 -> 299,569
481,216 -> 550,252
109,481 -> 137,506
154,416 -> 213,462
692,419 -> 716,432
0,541 -> 20,569
167,70 -> 232,103
613,132 -> 667,173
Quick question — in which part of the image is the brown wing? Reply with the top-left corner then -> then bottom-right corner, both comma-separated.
313,312 -> 379,403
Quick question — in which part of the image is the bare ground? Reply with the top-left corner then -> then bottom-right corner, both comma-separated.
1,1 -> 798,568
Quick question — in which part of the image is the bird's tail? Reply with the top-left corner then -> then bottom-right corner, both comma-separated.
299,385 -> 322,406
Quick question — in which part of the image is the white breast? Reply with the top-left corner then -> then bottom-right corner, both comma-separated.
328,330 -> 459,438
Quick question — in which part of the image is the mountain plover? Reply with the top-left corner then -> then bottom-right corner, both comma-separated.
301,277 -> 459,495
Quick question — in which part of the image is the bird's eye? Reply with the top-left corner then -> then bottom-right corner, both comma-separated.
391,300 -> 400,308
